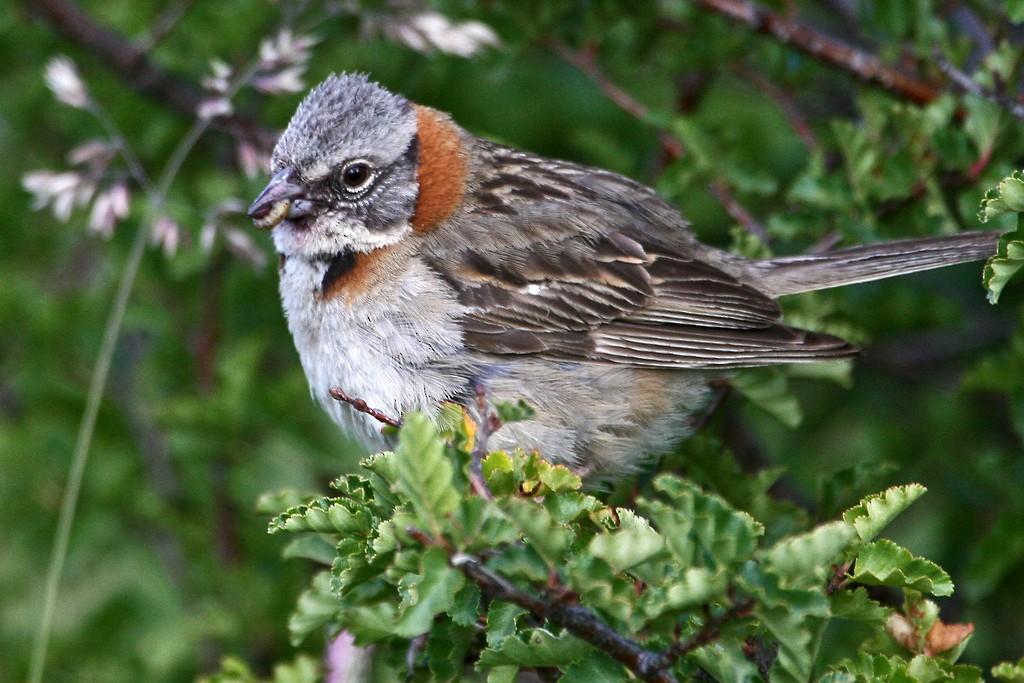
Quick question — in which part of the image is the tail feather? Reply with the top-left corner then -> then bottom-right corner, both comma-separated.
752,231 -> 999,298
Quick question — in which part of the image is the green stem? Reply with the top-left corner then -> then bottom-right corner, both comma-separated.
28,113 -> 214,683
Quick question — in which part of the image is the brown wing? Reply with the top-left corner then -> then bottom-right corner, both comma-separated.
420,142 -> 856,369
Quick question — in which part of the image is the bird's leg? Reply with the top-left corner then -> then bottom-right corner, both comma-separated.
328,387 -> 403,429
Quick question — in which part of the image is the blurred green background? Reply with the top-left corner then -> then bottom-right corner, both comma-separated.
2,0 -> 1024,680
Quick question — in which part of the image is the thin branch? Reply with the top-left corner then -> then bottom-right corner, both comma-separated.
550,41 -> 685,160
329,387 -> 403,429
708,179 -> 769,242
935,51 -> 1024,121
683,0 -> 941,105
446,550 -> 679,683
26,0 -> 277,149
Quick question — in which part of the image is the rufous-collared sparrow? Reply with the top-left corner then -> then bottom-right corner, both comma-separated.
248,74 -> 997,476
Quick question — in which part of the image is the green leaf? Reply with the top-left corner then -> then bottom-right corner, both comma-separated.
486,601 -> 527,650
268,497 -> 370,535
979,171 -> 1024,221
765,521 -> 856,585
1009,0 -> 1024,23
494,399 -> 536,424
650,567 -> 729,614
427,621 -> 474,681
843,484 -> 926,544
287,572 -> 340,645
281,535 -> 336,564
393,412 -> 459,534
982,221 -> 1024,304
993,657 -> 1024,682
393,546 -> 464,637
647,476 -> 763,567
588,507 -> 666,573
963,96 -> 1003,158
477,628 -> 593,668
499,498 -> 573,566
829,587 -> 887,624
482,451 -> 516,495
558,651 -> 628,682
732,367 -> 803,428
852,539 -> 954,596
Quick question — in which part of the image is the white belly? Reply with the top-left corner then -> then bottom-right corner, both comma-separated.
278,255 -> 473,447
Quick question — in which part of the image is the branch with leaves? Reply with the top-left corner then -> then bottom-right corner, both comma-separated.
259,409 -> 1003,681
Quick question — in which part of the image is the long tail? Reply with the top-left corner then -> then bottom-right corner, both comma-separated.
751,230 -> 1000,298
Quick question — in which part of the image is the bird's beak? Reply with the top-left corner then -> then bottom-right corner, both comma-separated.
247,168 -> 307,230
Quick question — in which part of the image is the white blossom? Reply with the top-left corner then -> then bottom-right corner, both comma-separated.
258,29 -> 318,69
68,140 -> 115,168
253,66 -> 306,94
87,183 -> 130,237
44,55 -> 90,109
202,59 -> 233,94
197,97 -> 234,120
151,215 -> 181,257
387,12 -> 500,57
223,227 -> 268,268
200,222 -> 218,253
22,170 -> 94,222
235,140 -> 269,179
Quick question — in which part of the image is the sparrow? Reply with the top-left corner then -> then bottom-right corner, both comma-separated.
248,73 -> 998,476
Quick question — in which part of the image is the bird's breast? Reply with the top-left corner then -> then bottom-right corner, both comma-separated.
277,252 -> 473,445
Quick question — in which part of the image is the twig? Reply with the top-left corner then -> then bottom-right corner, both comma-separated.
329,387 -> 403,429
550,40 -> 685,160
447,550 -> 679,683
935,51 -> 1024,121
25,0 -> 277,149
468,384 -> 498,499
708,180 -> 769,242
683,0 -> 941,105
648,595 -> 754,669
733,64 -> 817,149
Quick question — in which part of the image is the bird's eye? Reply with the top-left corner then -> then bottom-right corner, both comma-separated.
339,161 -> 373,192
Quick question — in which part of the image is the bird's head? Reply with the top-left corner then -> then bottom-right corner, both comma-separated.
248,73 -> 452,260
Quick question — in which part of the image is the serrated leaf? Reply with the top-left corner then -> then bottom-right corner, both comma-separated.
993,657 -> 1024,682
281,535 -> 336,564
427,621 -> 474,681
500,498 -> 572,565
852,539 -> 954,596
829,587 -> 888,624
654,567 -> 728,613
558,651 -> 627,682
983,221 -> 1024,304
765,521 -> 856,585
544,491 -> 603,524
732,367 -> 802,428
482,451 -> 515,495
393,546 -> 464,637
287,572 -> 339,645
843,484 -> 926,544
269,497 -> 368,535
494,399 -> 536,424
979,171 -> 1024,221
588,507 -> 666,573
448,582 -> 481,627
477,628 -> 592,668
486,600 -> 527,650
486,665 -> 519,683
393,412 -> 458,534
649,476 -> 763,568
538,462 -> 582,493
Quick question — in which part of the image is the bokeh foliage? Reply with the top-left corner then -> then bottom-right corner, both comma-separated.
3,0 -> 1024,680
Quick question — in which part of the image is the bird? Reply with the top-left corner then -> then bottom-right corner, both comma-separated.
247,73 -> 998,477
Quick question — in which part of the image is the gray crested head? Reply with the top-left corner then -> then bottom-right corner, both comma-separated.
248,74 -> 422,258
272,73 -> 416,179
